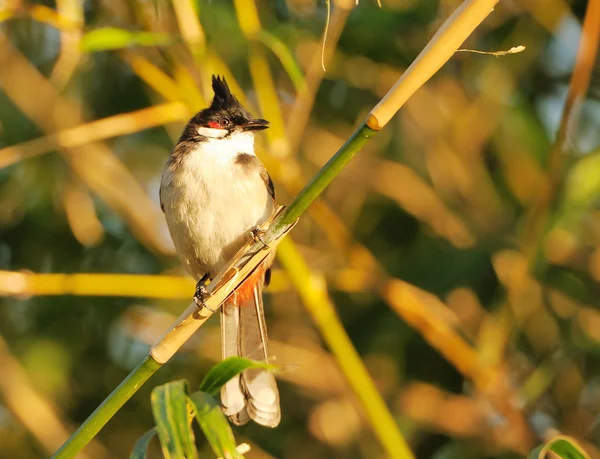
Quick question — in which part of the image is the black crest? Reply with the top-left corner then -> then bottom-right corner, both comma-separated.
210,76 -> 243,111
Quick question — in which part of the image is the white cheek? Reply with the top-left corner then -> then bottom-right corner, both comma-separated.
197,126 -> 228,138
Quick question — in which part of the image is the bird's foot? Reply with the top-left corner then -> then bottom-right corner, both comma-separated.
250,226 -> 270,249
194,275 -> 216,312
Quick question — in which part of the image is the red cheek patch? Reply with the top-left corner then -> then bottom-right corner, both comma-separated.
208,121 -> 222,129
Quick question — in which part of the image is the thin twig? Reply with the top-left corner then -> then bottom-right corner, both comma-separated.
456,45 -> 526,56
368,0 -> 500,130
321,0 -> 331,71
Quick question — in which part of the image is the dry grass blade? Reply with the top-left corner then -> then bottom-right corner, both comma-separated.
0,32 -> 173,254
50,0 -> 83,88
62,181 -> 105,247
0,102 -> 188,169
121,51 -> 184,102
5,4 -> 78,30
287,8 -> 349,153
233,0 -> 289,157
550,0 -> 600,169
171,0 -> 212,100
321,0 -> 331,71
382,280 -> 535,453
521,0 -> 600,256
373,160 -> 476,248
172,0 -> 206,52
0,335 -> 112,459
382,280 -> 495,388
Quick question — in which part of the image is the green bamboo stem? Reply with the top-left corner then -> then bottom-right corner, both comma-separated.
276,237 -> 413,459
275,123 -> 376,228
52,356 -> 161,459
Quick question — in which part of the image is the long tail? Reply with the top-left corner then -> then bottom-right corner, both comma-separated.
220,271 -> 280,427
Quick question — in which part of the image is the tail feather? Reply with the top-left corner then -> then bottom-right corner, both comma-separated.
220,303 -> 245,417
220,275 -> 280,428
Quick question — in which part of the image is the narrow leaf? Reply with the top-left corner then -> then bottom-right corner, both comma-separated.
257,30 -> 306,93
530,435 -> 590,459
81,27 -> 172,53
129,428 -> 157,459
188,391 -> 242,459
562,148 -> 600,210
199,356 -> 275,396
151,380 -> 198,459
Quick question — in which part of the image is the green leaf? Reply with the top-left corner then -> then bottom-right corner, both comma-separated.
151,380 -> 198,459
188,391 -> 242,459
129,428 -> 157,459
564,149 -> 600,206
529,435 -> 590,459
199,356 -> 275,397
256,30 -> 306,93
81,27 -> 172,53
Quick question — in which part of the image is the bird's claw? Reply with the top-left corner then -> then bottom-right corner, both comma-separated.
250,226 -> 270,249
194,278 -> 216,312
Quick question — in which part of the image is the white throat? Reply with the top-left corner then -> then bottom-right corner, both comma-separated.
197,126 -> 228,138
187,130 -> 256,168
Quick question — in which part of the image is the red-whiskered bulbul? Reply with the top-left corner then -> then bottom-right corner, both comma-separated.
159,75 -> 280,427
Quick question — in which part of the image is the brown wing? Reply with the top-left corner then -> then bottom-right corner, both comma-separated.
235,153 -> 275,201
261,168 -> 275,201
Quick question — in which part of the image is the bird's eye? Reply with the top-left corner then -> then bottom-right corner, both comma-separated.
221,119 -> 230,126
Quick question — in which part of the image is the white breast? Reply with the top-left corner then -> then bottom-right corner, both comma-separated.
160,132 -> 274,280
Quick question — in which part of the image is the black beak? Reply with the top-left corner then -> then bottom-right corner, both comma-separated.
242,118 -> 270,131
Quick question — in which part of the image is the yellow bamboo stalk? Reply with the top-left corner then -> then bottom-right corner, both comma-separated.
382,280 -> 495,390
0,102 -> 188,169
50,0 -> 83,88
62,181 -> 105,247
173,62 -> 207,111
277,238 -> 415,459
122,51 -> 184,103
0,271 -> 194,298
171,0 -> 212,99
0,34 -> 172,254
171,0 -> 206,52
0,335 -> 111,459
233,0 -> 289,157
287,6 -> 350,153
368,0 -> 499,130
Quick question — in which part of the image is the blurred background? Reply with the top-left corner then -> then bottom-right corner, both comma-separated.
1,0 -> 599,458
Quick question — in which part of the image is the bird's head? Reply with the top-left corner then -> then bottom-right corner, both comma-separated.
181,76 -> 269,142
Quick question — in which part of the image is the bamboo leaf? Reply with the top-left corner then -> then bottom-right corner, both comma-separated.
563,148 -> 600,210
151,380 -> 198,459
199,356 -> 275,397
188,391 -> 242,459
81,27 -> 172,53
129,428 -> 157,459
529,435 -> 590,459
256,30 -> 306,93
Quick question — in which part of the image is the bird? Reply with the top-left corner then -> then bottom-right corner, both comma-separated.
159,75 -> 280,427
